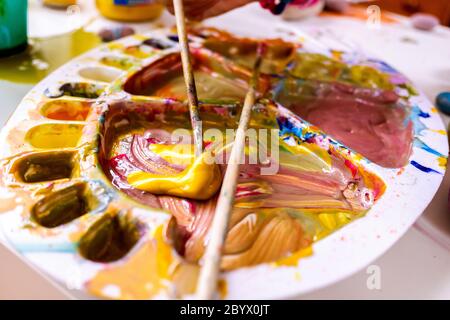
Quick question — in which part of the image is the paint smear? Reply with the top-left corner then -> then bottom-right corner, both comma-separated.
410,160 -> 441,174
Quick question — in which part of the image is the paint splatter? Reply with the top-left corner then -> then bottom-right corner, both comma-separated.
414,138 -> 445,158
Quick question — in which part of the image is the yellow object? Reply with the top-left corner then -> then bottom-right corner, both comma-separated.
43,0 -> 77,8
26,124 -> 83,149
148,144 -> 195,167
96,0 -> 164,22
274,246 -> 313,267
128,152 -> 222,200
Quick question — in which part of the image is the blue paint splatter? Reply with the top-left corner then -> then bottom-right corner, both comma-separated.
367,59 -> 398,74
414,138 -> 445,158
416,107 -> 430,119
278,116 -> 304,139
410,160 -> 441,174
409,105 -> 429,136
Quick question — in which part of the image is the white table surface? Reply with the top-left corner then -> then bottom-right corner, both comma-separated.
0,1 -> 449,299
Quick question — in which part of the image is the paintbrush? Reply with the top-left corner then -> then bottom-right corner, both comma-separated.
173,0 -> 203,157
196,45 -> 264,300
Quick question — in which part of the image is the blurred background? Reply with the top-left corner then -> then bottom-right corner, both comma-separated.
373,0 -> 450,26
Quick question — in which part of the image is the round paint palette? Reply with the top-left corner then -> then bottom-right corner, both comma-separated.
0,24 -> 447,300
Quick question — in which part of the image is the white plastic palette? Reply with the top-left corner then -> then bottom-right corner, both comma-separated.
0,20 -> 447,299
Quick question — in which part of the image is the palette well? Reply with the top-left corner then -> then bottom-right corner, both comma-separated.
0,25 -> 447,299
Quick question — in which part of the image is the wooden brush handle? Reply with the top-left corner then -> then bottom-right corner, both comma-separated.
196,54 -> 263,300
173,0 -> 203,158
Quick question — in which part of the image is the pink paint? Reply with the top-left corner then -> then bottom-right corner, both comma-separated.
279,81 -> 413,168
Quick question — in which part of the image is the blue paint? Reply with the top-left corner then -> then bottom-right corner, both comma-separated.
278,116 -> 305,139
167,35 -> 179,43
304,132 -> 315,140
367,59 -> 398,74
409,105 -> 428,136
16,242 -> 77,254
410,160 -> 441,174
414,138 -> 445,158
408,105 -> 445,161
416,108 -> 430,118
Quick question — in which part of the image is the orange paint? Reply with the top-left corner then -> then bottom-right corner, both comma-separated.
360,168 -> 386,201
274,246 -> 313,267
41,100 -> 92,121
217,279 -> 228,299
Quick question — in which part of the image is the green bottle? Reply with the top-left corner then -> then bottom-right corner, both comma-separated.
0,0 -> 28,57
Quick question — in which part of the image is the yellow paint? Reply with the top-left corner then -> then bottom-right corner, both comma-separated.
347,65 -> 394,90
317,212 -> 355,238
0,29 -> 100,84
107,42 -> 125,51
123,46 -> 156,59
280,139 -> 332,172
438,156 -> 447,169
291,53 -> 394,90
128,151 -> 222,200
330,50 -> 343,61
274,246 -> 313,267
43,0 -> 76,7
318,212 -> 338,230
87,226 -> 173,300
149,144 -> 195,167
431,129 -> 446,135
26,123 -> 83,149
100,55 -> 136,70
